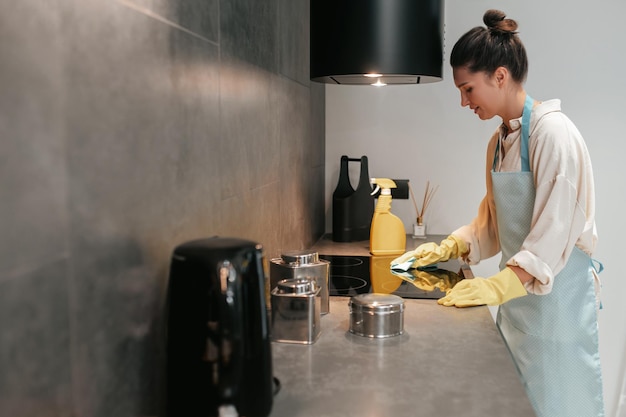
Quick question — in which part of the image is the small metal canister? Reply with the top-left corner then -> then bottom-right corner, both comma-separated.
270,250 -> 329,315
349,293 -> 405,338
271,278 -> 321,344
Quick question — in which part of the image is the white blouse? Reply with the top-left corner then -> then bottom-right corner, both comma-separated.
453,99 -> 598,295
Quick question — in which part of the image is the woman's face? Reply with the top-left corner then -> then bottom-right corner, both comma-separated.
453,66 -> 502,121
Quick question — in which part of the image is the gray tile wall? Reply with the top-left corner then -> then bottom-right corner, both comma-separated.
0,0 -> 324,415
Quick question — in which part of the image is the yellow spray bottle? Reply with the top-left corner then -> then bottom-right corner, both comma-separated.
369,178 -> 406,256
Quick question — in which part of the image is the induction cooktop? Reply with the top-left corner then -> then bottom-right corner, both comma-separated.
319,254 -> 472,299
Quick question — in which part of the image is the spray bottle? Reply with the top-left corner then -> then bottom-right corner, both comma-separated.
369,178 -> 406,256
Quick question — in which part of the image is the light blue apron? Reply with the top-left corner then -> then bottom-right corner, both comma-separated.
493,95 -> 604,417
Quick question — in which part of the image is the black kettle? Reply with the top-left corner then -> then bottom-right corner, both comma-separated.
166,237 -> 274,417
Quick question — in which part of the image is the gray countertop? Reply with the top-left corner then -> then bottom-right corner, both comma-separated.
268,234 -> 536,417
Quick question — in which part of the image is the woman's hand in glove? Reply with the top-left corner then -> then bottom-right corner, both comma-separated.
390,235 -> 468,270
437,267 -> 527,307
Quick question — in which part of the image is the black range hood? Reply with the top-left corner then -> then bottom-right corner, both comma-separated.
310,0 -> 444,85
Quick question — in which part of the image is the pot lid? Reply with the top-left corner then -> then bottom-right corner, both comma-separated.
281,250 -> 319,265
276,278 -> 317,295
349,293 -> 405,312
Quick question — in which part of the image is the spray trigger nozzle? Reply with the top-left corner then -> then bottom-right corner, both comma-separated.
370,178 -> 396,196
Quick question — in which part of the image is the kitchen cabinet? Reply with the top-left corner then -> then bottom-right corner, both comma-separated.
268,235 -> 536,417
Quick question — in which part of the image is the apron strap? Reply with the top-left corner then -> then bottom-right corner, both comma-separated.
520,94 -> 533,172
591,258 -> 604,274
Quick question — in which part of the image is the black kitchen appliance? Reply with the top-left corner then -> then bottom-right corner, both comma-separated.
166,237 -> 274,417
332,155 -> 375,242
320,254 -> 472,299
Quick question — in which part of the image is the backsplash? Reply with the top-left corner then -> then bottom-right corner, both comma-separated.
0,0 -> 324,416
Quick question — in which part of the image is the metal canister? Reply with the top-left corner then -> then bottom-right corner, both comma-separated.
270,250 -> 329,314
349,293 -> 404,338
271,278 -> 321,344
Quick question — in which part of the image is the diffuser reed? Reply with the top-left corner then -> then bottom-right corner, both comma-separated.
409,180 -> 438,227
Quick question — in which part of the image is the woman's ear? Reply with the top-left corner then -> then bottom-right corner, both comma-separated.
494,66 -> 508,86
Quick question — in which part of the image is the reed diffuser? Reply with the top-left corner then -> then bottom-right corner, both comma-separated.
409,180 -> 438,238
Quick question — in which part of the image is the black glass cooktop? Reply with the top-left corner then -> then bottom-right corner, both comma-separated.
319,254 -> 471,299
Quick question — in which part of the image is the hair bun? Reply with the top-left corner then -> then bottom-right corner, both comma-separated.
483,9 -> 518,33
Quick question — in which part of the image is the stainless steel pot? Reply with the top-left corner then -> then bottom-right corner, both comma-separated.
349,293 -> 404,338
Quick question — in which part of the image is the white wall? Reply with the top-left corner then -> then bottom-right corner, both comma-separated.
324,0 -> 626,415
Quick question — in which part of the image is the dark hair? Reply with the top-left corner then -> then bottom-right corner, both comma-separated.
450,9 -> 528,83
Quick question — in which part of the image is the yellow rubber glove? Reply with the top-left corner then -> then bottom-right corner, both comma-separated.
390,235 -> 468,270
437,267 -> 527,307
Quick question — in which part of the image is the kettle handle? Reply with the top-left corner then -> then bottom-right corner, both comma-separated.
216,260 -> 244,402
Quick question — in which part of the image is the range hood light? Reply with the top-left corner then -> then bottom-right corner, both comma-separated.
310,0 -> 444,85
365,73 -> 386,87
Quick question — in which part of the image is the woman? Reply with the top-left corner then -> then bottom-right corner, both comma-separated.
392,9 -> 604,417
